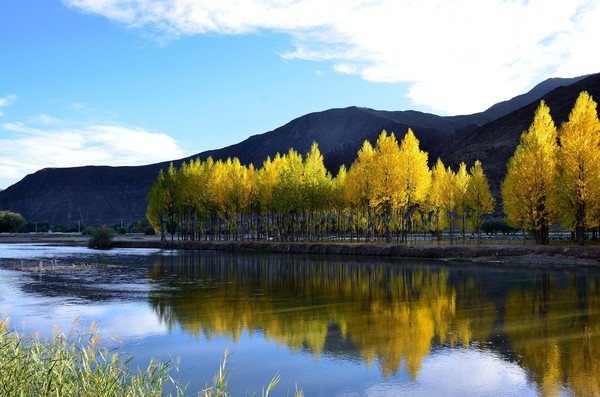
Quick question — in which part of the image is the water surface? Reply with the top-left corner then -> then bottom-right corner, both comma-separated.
1,243 -> 598,396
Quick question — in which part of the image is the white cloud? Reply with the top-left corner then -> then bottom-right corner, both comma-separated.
0,94 -> 17,116
364,349 -> 539,397
62,0 -> 600,114
0,122 -> 184,188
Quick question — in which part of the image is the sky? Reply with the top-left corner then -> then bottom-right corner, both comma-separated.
1,0 -> 599,189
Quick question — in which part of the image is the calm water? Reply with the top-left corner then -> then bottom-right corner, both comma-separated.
1,243 -> 599,396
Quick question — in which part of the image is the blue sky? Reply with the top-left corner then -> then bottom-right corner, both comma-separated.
1,0 -> 599,189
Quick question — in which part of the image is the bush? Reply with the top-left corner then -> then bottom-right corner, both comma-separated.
0,211 -> 27,233
87,226 -> 114,249
144,226 -> 156,235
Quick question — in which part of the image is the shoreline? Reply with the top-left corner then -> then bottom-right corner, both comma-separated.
1,232 -> 600,269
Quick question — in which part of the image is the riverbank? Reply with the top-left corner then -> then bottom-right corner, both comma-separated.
1,232 -> 600,268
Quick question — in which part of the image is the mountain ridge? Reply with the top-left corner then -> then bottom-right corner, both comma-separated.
0,73 -> 596,225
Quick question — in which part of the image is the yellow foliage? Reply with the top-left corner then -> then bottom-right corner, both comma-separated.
556,91 -> 600,243
501,100 -> 558,243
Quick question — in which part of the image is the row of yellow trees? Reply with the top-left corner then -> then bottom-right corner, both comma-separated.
147,129 -> 495,243
502,91 -> 600,245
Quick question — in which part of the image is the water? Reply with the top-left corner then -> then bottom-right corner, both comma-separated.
1,243 -> 599,396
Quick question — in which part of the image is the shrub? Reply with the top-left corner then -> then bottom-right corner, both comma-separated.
144,226 -> 156,235
0,211 -> 27,233
87,226 -> 114,249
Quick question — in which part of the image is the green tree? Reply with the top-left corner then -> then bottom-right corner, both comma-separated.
0,211 -> 26,233
501,101 -> 559,244
556,91 -> 600,246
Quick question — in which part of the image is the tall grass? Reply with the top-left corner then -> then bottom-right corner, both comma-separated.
0,318 -> 302,397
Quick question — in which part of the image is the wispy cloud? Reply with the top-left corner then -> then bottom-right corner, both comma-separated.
0,122 -> 184,188
62,0 -> 600,114
0,94 -> 17,116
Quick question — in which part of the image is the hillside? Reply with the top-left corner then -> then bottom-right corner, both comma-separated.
440,73 -> 600,196
0,73 -> 596,226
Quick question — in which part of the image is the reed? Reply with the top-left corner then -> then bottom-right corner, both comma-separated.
0,319 -> 302,397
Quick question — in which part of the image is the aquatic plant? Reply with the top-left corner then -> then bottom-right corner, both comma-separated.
0,319 -> 301,397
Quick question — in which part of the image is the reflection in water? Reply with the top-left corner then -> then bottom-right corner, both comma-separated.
506,275 -> 600,397
148,253 -> 497,379
148,252 -> 600,395
3,245 -> 600,396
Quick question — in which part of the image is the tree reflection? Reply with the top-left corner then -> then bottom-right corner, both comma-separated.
505,275 -> 600,397
147,253 -> 496,378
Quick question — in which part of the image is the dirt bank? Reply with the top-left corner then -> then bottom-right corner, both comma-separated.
2,233 -> 599,269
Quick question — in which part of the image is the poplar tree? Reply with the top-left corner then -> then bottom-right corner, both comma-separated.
426,158 -> 446,241
396,129 -> 431,242
454,162 -> 471,242
331,165 -> 348,239
466,160 -> 495,243
273,149 -> 304,240
370,131 -> 403,242
557,91 -> 600,245
501,101 -> 559,244
303,142 -> 332,240
346,140 -> 376,240
256,154 -> 283,239
440,166 -> 457,243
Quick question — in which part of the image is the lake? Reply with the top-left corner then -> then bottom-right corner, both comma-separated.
0,243 -> 598,396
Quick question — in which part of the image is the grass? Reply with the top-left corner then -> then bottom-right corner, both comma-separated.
0,318 -> 302,397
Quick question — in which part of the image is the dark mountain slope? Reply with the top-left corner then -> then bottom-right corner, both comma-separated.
0,164 -> 168,225
440,73 -> 600,195
197,106 -> 456,168
449,74 -> 589,125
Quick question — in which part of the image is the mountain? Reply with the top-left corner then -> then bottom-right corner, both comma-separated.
0,73 -> 596,226
440,73 -> 600,196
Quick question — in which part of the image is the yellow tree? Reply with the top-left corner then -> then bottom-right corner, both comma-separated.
331,165 -> 348,239
465,160 -> 495,243
256,154 -> 283,239
273,149 -> 304,240
440,166 -> 457,243
224,157 -> 251,240
302,142 -> 332,240
501,101 -> 559,244
370,131 -> 403,242
426,158 -> 446,241
557,91 -> 600,246
454,162 -> 471,242
397,129 -> 431,242
346,140 -> 376,240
